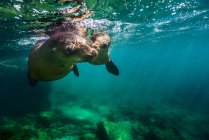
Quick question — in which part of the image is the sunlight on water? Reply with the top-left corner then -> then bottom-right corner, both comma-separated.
1,0 -> 209,47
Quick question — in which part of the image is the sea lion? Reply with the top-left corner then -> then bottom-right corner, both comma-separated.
89,32 -> 119,76
28,31 -> 98,86
28,1 -> 97,86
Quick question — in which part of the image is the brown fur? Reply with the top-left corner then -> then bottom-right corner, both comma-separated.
89,32 -> 111,65
28,31 -> 98,81
47,24 -> 87,38
88,32 -> 119,76
28,1 -> 98,84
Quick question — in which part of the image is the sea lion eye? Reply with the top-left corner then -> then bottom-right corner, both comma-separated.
101,44 -> 108,48
91,45 -> 97,49
80,45 -> 87,49
66,48 -> 76,55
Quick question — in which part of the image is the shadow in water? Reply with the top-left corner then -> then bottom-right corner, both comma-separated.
0,69 -> 51,118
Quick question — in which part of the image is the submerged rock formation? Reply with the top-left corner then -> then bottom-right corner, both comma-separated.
96,121 -> 133,140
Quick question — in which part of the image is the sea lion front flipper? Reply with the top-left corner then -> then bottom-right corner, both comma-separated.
28,73 -> 38,86
105,61 -> 119,76
73,64 -> 79,77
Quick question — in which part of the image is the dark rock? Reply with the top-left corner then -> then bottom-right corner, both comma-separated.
96,122 -> 109,140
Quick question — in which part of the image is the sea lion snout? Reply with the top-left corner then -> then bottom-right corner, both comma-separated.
81,45 -> 98,58
92,50 -> 97,57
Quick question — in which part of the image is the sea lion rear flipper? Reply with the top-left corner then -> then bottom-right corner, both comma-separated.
73,64 -> 79,77
105,61 -> 119,76
28,73 -> 38,86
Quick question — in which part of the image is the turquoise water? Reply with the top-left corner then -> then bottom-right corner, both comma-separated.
1,0 -> 209,139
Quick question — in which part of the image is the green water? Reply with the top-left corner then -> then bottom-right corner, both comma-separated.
1,0 -> 209,139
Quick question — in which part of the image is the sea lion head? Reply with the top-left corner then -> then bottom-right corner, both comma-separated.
49,32 -> 98,62
91,32 -> 111,51
88,32 -> 111,65
64,36 -> 98,61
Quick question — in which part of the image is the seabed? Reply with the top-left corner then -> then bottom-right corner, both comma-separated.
0,93 -> 209,140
